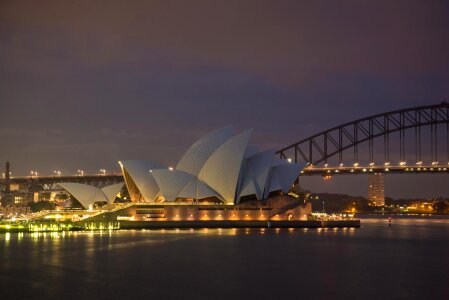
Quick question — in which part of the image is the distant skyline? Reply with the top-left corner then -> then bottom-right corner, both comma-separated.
1,0 -> 448,198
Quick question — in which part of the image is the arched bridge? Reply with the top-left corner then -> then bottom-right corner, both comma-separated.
277,102 -> 449,176
1,174 -> 124,192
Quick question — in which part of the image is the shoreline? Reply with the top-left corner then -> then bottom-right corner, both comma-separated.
115,220 -> 361,229
353,212 -> 449,216
0,219 -> 360,233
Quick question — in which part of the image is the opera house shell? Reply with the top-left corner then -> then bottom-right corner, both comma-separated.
58,182 -> 124,209
119,127 -> 306,205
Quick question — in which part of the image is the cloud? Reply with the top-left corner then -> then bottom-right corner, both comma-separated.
0,0 -> 448,197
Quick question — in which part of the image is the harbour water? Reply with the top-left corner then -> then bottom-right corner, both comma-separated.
1,216 -> 448,300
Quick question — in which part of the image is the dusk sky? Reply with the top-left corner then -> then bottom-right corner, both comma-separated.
1,0 -> 448,198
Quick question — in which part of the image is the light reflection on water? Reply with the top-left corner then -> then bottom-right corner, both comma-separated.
2,216 -> 448,243
1,217 -> 448,300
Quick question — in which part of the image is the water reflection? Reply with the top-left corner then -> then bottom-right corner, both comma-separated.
2,216 -> 448,244
0,217 -> 448,299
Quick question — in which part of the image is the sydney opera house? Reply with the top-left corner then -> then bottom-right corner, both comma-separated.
60,127 -> 311,225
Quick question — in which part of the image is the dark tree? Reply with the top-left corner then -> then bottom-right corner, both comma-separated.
29,201 -> 55,212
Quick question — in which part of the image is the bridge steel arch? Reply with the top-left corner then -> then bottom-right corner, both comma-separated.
277,103 -> 449,166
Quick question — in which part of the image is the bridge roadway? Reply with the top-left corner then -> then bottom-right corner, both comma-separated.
0,174 -> 124,185
301,164 -> 449,176
1,163 -> 447,186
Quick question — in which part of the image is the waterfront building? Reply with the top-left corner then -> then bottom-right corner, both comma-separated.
58,182 -> 124,210
58,127 -> 310,223
119,127 -> 305,205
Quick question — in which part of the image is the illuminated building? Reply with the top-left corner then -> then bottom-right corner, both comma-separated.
58,182 -> 124,209
368,173 -> 385,206
119,127 -> 305,204
58,127 -> 311,223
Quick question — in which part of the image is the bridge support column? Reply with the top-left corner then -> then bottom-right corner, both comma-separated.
368,173 -> 385,206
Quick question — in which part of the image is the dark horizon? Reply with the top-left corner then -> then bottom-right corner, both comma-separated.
1,0 -> 448,198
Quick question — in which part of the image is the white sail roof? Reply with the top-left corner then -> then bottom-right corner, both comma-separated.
237,179 -> 258,201
119,160 -> 163,202
238,149 -> 275,200
176,126 -> 236,176
244,145 -> 259,158
151,169 -> 221,201
199,129 -> 253,204
277,162 -> 307,192
177,179 -> 221,200
59,182 -> 123,209
101,183 -> 124,202
264,172 -> 283,198
151,169 -> 196,201
118,127 -> 305,205
264,162 -> 306,197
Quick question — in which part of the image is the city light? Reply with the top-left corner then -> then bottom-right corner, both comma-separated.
0,6 -> 447,297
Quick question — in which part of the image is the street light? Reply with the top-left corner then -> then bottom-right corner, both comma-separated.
77,170 -> 85,176
99,169 -> 106,175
